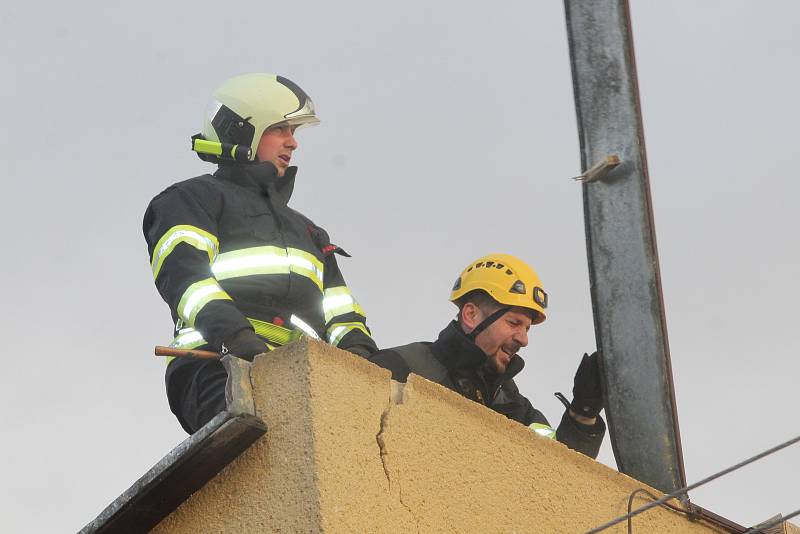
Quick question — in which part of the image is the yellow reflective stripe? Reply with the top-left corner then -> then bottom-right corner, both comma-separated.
327,322 -> 370,347
164,326 -> 280,365
211,246 -> 324,290
170,318 -> 308,352
290,314 -> 321,340
177,278 -> 232,326
249,317 -> 297,345
212,246 -> 286,278
170,328 -> 206,349
529,423 -> 556,440
323,286 -> 366,323
287,248 -> 324,291
151,225 -> 219,279
165,328 -> 207,365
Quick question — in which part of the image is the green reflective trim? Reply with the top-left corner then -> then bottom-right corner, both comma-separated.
170,329 -> 206,349
287,248 -> 324,290
323,286 -> 366,323
249,317 -> 301,346
165,328 -> 206,365
177,278 -> 232,326
151,225 -> 219,279
327,322 -> 370,346
529,423 -> 556,440
168,317 -> 306,356
211,246 -> 324,290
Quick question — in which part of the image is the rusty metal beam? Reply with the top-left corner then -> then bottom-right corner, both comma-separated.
563,0 -> 687,493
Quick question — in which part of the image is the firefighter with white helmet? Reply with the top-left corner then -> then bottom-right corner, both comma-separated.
370,253 -> 606,458
144,73 -> 377,434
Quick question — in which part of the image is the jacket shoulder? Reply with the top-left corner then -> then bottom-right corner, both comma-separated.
388,342 -> 449,384
150,174 -> 219,201
492,379 -> 549,426
371,342 -> 440,383
145,174 -> 223,215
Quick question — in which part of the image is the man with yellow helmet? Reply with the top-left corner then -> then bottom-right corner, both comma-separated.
369,254 -> 605,457
143,74 -> 377,434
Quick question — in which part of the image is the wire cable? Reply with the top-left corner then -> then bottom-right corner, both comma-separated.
625,488 -> 693,534
585,432 -> 800,534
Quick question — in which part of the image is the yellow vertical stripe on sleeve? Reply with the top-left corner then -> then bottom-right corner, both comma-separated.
323,286 -> 366,324
177,278 -> 232,327
326,322 -> 371,347
151,225 -> 219,279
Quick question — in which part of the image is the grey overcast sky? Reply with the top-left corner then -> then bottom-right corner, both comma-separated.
3,1 -> 798,531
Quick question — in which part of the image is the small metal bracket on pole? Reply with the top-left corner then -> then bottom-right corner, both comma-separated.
572,155 -> 621,183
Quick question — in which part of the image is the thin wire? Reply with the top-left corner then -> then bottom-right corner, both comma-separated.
626,488 -> 692,534
743,508 -> 800,534
586,432 -> 800,534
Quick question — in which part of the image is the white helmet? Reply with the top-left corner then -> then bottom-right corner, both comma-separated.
195,73 -> 319,162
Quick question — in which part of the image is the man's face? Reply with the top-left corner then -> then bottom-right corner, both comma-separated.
470,307 -> 533,374
256,124 -> 298,176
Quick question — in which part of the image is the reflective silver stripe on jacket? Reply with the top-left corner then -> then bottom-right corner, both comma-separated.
529,423 -> 557,440
151,225 -> 219,279
170,328 -> 205,349
327,322 -> 370,347
323,286 -> 365,323
169,315 -> 319,349
211,246 -> 324,290
177,278 -> 233,327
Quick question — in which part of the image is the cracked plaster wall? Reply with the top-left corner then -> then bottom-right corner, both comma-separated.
153,339 -> 729,533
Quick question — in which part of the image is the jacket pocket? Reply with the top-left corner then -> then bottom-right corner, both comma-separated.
241,198 -> 278,242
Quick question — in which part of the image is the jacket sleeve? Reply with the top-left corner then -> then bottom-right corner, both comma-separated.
554,410 -> 606,459
320,250 -> 378,358
368,349 -> 412,381
143,183 -> 253,351
513,386 -> 605,459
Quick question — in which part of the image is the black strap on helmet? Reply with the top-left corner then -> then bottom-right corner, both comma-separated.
466,306 -> 511,342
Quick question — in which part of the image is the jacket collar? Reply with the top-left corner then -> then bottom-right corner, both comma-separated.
214,161 -> 297,204
431,321 -> 525,381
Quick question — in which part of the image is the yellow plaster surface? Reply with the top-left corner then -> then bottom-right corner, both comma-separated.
153,339 -> 729,533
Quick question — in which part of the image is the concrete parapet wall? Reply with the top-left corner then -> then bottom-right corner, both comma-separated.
152,339 -> 726,533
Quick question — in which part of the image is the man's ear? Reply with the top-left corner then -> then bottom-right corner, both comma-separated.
460,302 -> 482,332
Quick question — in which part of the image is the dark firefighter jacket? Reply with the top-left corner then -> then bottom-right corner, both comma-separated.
143,161 -> 377,360
369,321 -> 605,458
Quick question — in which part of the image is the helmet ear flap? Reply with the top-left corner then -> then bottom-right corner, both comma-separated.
211,105 -> 256,147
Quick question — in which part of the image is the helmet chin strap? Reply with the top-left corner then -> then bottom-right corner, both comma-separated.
466,306 -> 511,342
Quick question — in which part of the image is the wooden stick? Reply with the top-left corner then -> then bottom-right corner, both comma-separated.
572,154 -> 621,183
154,346 -> 220,359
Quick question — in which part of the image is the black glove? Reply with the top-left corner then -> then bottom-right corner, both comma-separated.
221,328 -> 269,362
570,351 -> 603,418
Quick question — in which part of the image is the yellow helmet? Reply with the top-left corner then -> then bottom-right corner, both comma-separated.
449,253 -> 548,325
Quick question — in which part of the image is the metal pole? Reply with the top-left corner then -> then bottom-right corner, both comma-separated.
563,0 -> 687,493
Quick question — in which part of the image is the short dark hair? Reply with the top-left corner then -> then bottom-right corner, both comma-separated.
455,289 -> 539,324
454,290 -> 502,321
